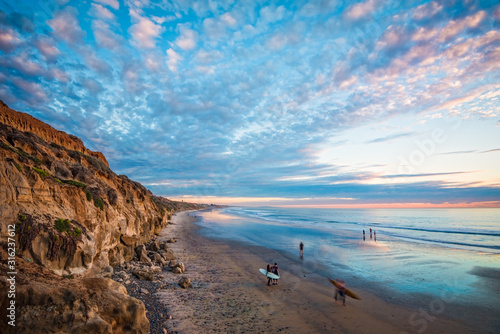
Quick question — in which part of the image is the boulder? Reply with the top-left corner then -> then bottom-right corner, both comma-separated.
160,249 -> 176,261
118,271 -> 130,280
178,277 -> 191,289
136,245 -> 152,265
172,262 -> 185,274
167,238 -> 176,243
120,235 -> 138,247
132,269 -> 154,281
149,240 -> 160,251
159,242 -> 169,250
153,253 -> 164,264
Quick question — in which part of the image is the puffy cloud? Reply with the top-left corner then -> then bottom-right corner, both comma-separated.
12,77 -> 48,103
94,0 -> 119,10
439,11 -> 487,41
89,3 -> 116,20
412,1 -> 443,21
11,55 -> 45,77
259,5 -> 286,24
166,48 -> 182,72
175,26 -> 198,51
83,48 -> 113,75
0,28 -> 20,52
81,77 -> 104,95
344,0 -> 379,21
128,17 -> 163,49
195,49 -> 223,64
47,7 -> 85,44
35,38 -> 60,62
92,20 -> 123,50
220,12 -> 237,28
265,32 -> 287,51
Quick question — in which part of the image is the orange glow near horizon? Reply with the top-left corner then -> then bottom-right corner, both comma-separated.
166,196 -> 500,208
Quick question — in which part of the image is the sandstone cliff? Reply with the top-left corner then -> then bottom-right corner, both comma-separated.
0,101 -> 202,333
0,101 -> 201,276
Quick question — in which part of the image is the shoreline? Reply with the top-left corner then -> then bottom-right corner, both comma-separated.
153,211 -> 479,334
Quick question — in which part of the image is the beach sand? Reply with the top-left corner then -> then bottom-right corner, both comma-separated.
156,211 -> 480,334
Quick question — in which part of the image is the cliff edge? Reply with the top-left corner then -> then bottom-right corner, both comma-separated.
0,101 -> 202,333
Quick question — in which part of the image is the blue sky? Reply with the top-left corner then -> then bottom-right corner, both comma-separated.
1,0 -> 499,207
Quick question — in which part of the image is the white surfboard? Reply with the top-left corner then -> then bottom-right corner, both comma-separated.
259,268 -> 280,279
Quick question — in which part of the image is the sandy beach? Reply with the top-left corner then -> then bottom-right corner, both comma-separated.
154,211 -> 481,334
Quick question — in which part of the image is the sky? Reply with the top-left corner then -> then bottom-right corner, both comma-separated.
0,0 -> 499,207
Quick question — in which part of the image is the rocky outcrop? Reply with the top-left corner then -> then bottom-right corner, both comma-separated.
0,248 -> 150,334
0,101 -> 202,277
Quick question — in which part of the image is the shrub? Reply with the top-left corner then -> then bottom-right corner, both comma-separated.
32,157 -> 42,165
63,180 -> 87,189
55,218 -> 71,233
15,164 -> 22,171
94,197 -> 104,210
74,227 -> 82,237
54,178 -> 63,184
85,190 -> 92,201
33,167 -> 50,178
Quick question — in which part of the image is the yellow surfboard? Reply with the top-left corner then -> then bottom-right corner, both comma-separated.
328,278 -> 361,300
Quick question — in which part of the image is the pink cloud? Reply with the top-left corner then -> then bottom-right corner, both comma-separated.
0,29 -> 20,52
12,77 -> 48,102
49,68 -> 69,83
412,1 -> 443,20
83,49 -> 112,74
35,38 -> 60,62
89,3 -> 116,20
344,0 -> 378,21
48,8 -> 85,44
92,21 -> 122,50
166,48 -> 182,72
94,0 -> 119,10
11,56 -> 45,77
411,27 -> 438,41
175,26 -> 198,51
439,11 -> 487,41
128,18 -> 163,49
376,25 -> 407,50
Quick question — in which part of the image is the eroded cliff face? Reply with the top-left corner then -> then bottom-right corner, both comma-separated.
0,102 -> 200,277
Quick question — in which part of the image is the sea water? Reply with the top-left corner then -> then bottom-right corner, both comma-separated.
195,207 -> 500,312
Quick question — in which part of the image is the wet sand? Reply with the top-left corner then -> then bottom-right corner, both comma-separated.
156,211 -> 480,334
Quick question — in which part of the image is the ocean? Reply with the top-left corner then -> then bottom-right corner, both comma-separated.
194,207 -> 500,315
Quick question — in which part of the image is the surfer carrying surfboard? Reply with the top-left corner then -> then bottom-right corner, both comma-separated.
334,279 -> 347,306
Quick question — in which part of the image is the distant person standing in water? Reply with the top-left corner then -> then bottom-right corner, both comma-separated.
300,242 -> 304,257
374,231 -> 376,241
363,230 -> 365,241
